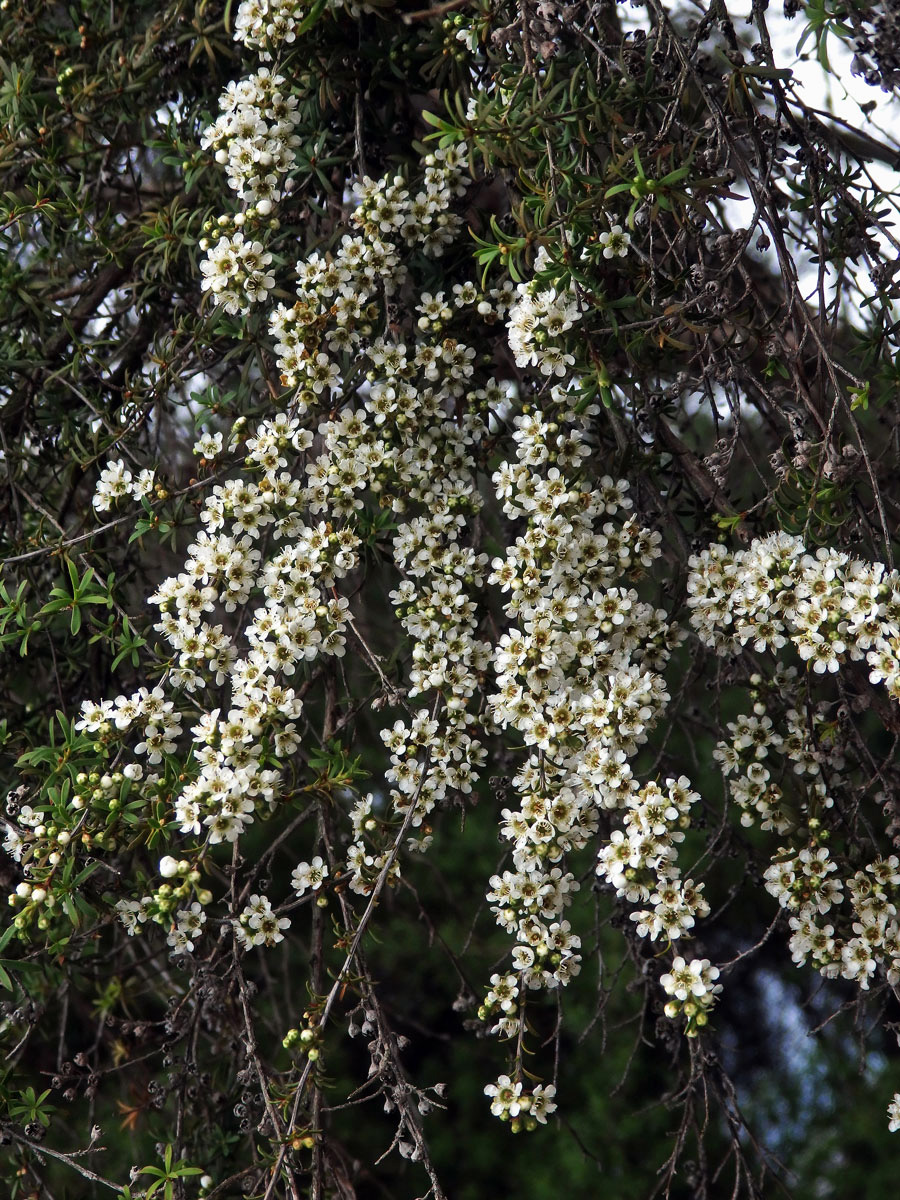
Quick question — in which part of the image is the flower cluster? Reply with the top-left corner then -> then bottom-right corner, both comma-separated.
482,385 -> 711,1046
772,842 -> 900,992
507,251 -> 581,376
268,149 -> 470,402
692,535 -> 900,1039
483,1074 -> 557,1132
69,412 -> 364,919
114,854 -> 213,955
92,458 -> 156,513
62,100 -> 499,996
263,152 -> 493,898
597,776 -> 708,945
354,158 -> 469,255
234,0 -> 318,56
379,392 -> 490,835
712,667 -> 845,834
199,227 -> 276,315
713,670 -> 900,996
77,685 -> 183,765
153,517 -> 355,844
660,957 -> 721,1036
688,532 -> 900,698
197,59 -> 304,313
234,893 -> 291,948
200,67 -> 301,206
234,0 -> 368,58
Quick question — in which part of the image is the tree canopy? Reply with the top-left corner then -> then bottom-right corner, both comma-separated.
3,1 -> 900,1197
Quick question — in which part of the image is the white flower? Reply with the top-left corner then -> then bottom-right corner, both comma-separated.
597,224 -> 631,259
131,468 -> 156,499
116,899 -> 145,935
660,956 -> 719,1001
237,894 -> 290,946
92,459 -> 133,512
530,1083 -> 557,1123
484,1074 -> 524,1118
194,430 -> 225,458
291,855 -> 329,895
158,855 -> 180,879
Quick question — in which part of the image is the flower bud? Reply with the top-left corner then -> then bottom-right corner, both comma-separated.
158,855 -> 179,878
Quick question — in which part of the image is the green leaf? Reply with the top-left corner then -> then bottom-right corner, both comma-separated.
295,0 -> 328,36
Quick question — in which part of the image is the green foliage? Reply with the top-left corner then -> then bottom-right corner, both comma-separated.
135,1145 -> 204,1199
6,1087 -> 55,1129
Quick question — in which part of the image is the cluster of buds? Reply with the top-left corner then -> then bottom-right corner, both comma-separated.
282,1022 -> 323,1063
